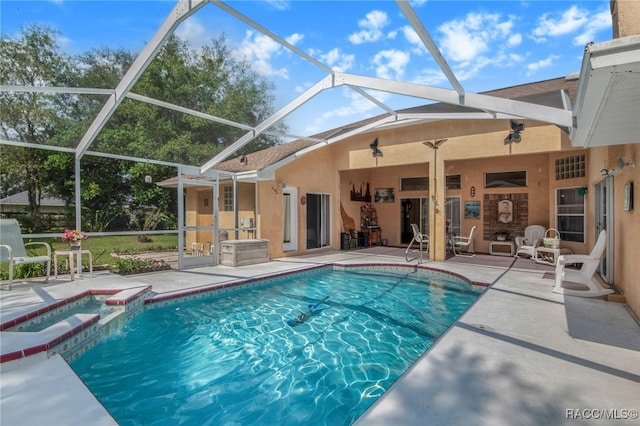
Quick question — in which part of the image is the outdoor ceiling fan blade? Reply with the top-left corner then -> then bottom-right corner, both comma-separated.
510,120 -> 525,132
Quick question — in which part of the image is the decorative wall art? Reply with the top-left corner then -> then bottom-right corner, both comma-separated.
374,188 -> 395,203
465,201 -> 480,219
350,182 -> 371,202
498,199 -> 513,223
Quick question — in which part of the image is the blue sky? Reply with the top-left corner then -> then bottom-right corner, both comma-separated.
2,0 -> 613,139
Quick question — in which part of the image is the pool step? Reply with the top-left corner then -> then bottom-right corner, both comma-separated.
0,286 -> 152,364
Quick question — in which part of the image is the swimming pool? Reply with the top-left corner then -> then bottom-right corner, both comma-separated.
71,266 -> 483,425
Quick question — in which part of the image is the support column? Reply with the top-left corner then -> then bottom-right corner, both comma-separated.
428,153 -> 447,261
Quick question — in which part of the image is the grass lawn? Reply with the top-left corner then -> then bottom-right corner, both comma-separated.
25,234 -> 179,267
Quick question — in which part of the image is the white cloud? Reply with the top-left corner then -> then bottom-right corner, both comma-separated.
348,10 -> 390,45
175,18 -> 208,50
286,33 -> 304,46
508,33 -> 522,47
266,0 -> 290,11
319,48 -> 355,72
236,30 -> 289,79
401,25 -> 427,55
412,68 -> 448,86
372,49 -> 410,80
438,12 -> 514,63
526,55 -> 560,75
531,6 -> 588,42
574,8 -> 611,46
320,88 -> 387,121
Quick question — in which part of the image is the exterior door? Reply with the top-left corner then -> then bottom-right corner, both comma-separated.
445,196 -> 461,235
282,187 -> 298,252
179,177 -> 218,269
595,178 -> 614,283
400,198 -> 429,243
306,193 -> 331,249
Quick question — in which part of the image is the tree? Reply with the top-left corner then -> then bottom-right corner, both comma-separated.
2,27 -> 285,232
0,25 -> 77,231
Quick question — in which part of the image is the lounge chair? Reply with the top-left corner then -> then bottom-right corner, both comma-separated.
405,223 -> 428,263
515,225 -> 546,258
553,230 -> 613,297
0,219 -> 51,290
453,226 -> 476,257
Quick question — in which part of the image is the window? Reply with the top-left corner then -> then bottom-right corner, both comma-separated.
400,177 -> 428,191
446,175 -> 461,189
555,154 -> 585,180
223,186 -> 233,211
485,171 -> 527,188
556,187 -> 585,242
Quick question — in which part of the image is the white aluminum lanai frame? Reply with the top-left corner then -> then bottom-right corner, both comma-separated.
2,0 -> 638,269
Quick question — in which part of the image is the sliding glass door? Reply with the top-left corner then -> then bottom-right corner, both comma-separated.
306,193 -> 331,249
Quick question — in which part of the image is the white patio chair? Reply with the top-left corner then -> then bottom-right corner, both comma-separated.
405,223 -> 429,263
453,226 -> 476,257
0,219 -> 51,290
515,225 -> 546,258
553,230 -> 613,297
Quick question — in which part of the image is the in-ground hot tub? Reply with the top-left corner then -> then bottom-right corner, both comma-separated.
220,239 -> 269,266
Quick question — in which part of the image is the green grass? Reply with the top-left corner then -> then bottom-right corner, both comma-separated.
1,234 -> 179,280
22,234 -> 178,267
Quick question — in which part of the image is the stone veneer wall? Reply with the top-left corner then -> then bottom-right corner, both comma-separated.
483,193 -> 529,241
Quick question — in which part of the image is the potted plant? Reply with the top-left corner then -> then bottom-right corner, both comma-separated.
61,229 -> 88,250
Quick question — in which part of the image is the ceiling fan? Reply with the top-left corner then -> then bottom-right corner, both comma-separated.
370,137 -> 383,157
504,120 -> 525,144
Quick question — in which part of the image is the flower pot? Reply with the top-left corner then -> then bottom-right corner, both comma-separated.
69,241 -> 81,251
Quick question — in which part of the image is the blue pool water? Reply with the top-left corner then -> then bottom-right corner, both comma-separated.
71,267 -> 482,425
18,297 -> 116,332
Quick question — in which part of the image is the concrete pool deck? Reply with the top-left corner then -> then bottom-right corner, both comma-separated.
1,247 -> 639,425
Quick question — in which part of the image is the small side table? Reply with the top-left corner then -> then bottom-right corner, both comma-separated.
534,247 -> 573,266
365,226 -> 381,247
489,241 -> 516,256
54,249 -> 93,281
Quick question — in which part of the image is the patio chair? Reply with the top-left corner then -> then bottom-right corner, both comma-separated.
405,223 -> 428,263
553,230 -> 613,298
515,225 -> 546,258
453,226 -> 476,257
0,218 -> 51,290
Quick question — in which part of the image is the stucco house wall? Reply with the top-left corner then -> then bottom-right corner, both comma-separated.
587,143 -> 639,317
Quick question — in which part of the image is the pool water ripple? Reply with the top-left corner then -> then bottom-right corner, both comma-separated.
71,268 -> 481,425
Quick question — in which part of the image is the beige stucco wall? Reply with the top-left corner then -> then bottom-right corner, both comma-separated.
259,145 -> 340,258
186,182 -> 256,247
588,143 -> 639,316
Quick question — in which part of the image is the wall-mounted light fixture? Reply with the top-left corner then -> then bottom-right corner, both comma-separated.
470,186 -> 476,197
271,182 -> 286,195
617,156 -> 636,170
601,157 -> 636,177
